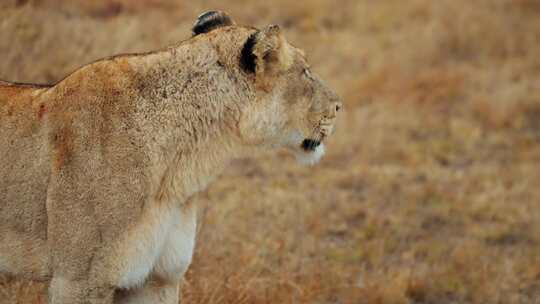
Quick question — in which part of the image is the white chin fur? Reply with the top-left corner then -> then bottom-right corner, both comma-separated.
295,143 -> 325,166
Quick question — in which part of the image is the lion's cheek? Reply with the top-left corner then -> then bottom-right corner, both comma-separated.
238,104 -> 288,146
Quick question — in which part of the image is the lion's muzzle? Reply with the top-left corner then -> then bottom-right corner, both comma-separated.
301,138 -> 321,152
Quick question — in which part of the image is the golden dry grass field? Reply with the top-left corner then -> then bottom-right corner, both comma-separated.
1,0 -> 540,303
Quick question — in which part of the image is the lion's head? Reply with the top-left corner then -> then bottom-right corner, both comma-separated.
194,11 -> 342,165
236,24 -> 342,165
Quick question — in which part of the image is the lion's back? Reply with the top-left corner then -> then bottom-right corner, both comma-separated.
0,83 -> 52,279
0,82 -> 52,181
0,82 -> 52,203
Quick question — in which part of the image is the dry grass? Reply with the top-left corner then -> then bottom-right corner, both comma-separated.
1,0 -> 540,303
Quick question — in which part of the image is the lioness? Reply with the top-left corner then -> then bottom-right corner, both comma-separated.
0,11 -> 342,304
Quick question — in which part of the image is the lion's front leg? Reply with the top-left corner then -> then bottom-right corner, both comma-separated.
46,192 -> 117,304
46,206 -> 116,304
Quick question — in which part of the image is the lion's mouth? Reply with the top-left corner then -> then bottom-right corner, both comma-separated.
301,138 -> 321,152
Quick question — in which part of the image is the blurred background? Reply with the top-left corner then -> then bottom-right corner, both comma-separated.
1,0 -> 540,303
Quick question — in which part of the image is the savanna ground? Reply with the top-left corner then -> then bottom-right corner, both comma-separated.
1,0 -> 540,303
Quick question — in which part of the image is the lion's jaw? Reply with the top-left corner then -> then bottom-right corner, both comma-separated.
294,142 -> 325,166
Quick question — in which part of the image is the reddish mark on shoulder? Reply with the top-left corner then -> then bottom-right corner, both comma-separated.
37,104 -> 46,119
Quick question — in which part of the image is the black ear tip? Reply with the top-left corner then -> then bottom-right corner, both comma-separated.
192,10 -> 234,36
198,11 -> 214,19
196,10 -> 221,21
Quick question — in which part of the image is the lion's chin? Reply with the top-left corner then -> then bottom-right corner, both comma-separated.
294,142 -> 325,166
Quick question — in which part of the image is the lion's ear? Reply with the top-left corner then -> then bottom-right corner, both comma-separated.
240,25 -> 293,76
192,11 -> 234,36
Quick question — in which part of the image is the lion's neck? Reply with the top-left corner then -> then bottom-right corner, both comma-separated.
134,51 -> 247,204
152,99 -> 244,204
158,128 -> 240,204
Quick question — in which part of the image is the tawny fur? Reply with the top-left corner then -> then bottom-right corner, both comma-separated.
0,12 -> 341,304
